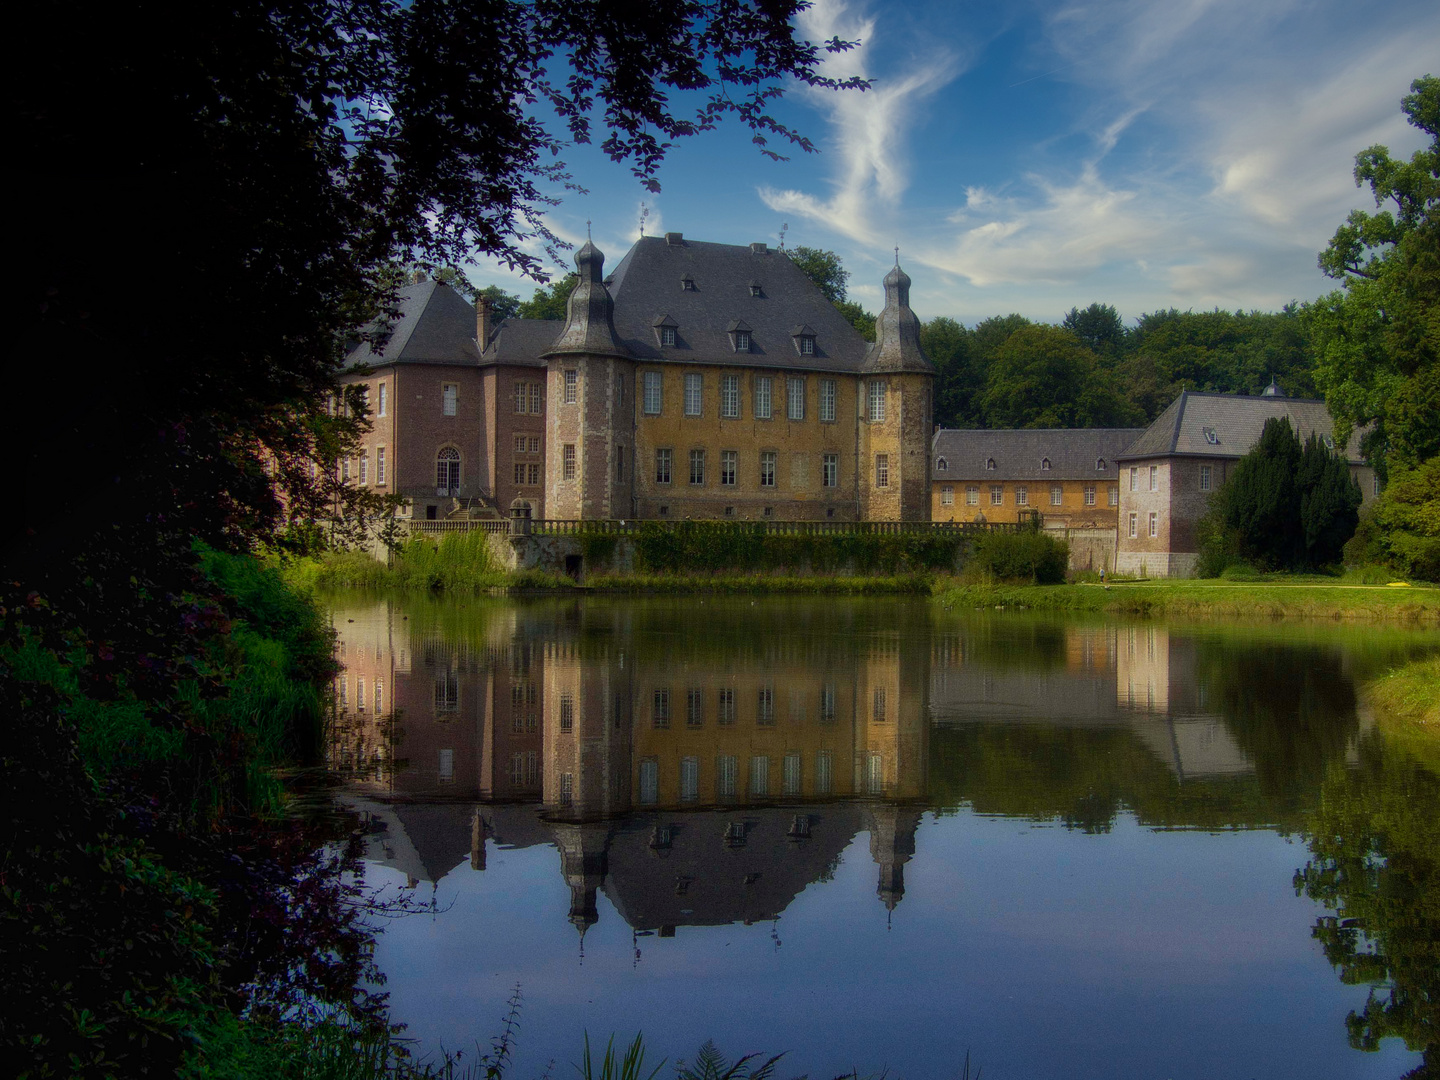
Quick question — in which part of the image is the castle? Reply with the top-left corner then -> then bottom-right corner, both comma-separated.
342,232 -> 935,525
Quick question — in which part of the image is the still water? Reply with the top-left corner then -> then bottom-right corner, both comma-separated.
328,595 -> 1439,1079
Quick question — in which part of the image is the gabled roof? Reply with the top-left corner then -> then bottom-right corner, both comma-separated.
344,281 -> 483,369
604,236 -> 872,371
930,428 -> 1148,482
481,318 -> 559,368
1115,390 -> 1363,463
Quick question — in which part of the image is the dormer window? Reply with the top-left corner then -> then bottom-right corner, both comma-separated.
1096,458 -> 1107,471
749,282 -> 763,297
681,274 -> 696,291
661,326 -> 676,346
800,336 -> 815,355
1041,458 -> 1051,471
1203,426 -> 1220,445
728,319 -> 753,353
652,314 -> 679,348
985,457 -> 996,471
1321,433 -> 1335,450
937,457 -> 948,471
791,323 -> 817,357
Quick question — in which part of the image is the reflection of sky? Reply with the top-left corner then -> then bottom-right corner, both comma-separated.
369,811 -> 1419,1079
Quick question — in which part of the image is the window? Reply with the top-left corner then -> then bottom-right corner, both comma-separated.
529,383 -> 542,413
514,382 -> 527,413
757,687 -> 775,726
787,377 -> 805,420
966,485 -> 978,506
615,445 -> 625,483
515,434 -> 528,454
867,753 -> 884,794
438,749 -> 455,783
375,679 -> 383,713
1149,466 -> 1158,492
717,754 -> 738,796
680,757 -> 700,802
1203,426 -> 1219,446
689,448 -> 705,485
1149,512 -> 1158,538
358,452 -> 368,484
783,753 -> 802,797
1199,465 -> 1212,491
528,463 -> 540,485
721,374 -> 741,418
377,383 -> 387,417
735,330 -> 751,352
639,760 -> 659,805
817,750 -> 833,795
754,376 -> 772,419
442,384 -> 457,416
643,371 -> 662,415
820,685 -> 836,723
941,485 -> 954,506
341,457 -> 350,483
1084,484 -> 1096,507
1096,458 -> 1107,471
718,688 -> 736,724
559,693 -> 574,732
529,436 -> 540,452
656,448 -> 672,484
661,325 -> 676,347
800,335 -> 815,355
721,450 -> 737,486
1108,485 -> 1118,506
760,451 -> 776,487
873,686 -> 887,722
1041,457 -> 1050,470
937,457 -> 948,471
1050,485 -> 1062,506
985,457 -> 996,471
686,689 -> 704,728
653,688 -> 670,729
1016,485 -> 1028,507
376,446 -> 386,485
559,772 -> 574,806
875,454 -> 889,488
435,670 -> 458,713
1128,513 -> 1138,538
562,444 -> 576,481
750,755 -> 770,796
513,463 -> 526,484
1373,473 -> 1381,496
684,373 -> 703,416
563,370 -> 578,404
682,275 -> 696,291
823,453 -> 838,488
868,380 -> 886,422
990,485 -> 1003,506
356,677 -> 366,712
436,447 -> 460,493
820,379 -> 836,422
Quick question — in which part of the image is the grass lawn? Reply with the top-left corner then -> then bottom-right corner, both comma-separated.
933,576 -> 1440,624
1364,654 -> 1440,768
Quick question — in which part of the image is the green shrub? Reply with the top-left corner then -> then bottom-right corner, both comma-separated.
632,522 -> 966,575
970,530 -> 1069,584
1344,456 -> 1440,581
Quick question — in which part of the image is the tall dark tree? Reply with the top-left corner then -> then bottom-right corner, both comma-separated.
1062,303 -> 1127,361
1298,433 -> 1363,567
920,317 -> 974,428
980,325 -> 1140,429
517,274 -> 580,320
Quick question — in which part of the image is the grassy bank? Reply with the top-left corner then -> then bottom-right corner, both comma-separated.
584,571 -> 937,594
933,578 -> 1440,624
1365,655 -> 1440,771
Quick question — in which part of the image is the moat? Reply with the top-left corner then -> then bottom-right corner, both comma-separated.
327,595 -> 1439,1079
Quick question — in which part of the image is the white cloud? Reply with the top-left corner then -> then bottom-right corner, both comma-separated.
757,0 -> 963,244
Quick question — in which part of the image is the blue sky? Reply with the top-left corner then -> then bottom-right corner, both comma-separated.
461,0 -> 1438,325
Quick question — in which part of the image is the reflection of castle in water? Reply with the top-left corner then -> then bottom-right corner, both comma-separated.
329,601 -> 1364,934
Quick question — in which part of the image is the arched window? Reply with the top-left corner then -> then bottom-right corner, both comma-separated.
436,447 -> 460,494
985,457 -> 996,471
1096,458 -> 1107,470
937,457 -> 948,471
1041,458 -> 1051,470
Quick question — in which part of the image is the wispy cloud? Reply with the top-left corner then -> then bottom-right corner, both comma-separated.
757,0 -> 964,244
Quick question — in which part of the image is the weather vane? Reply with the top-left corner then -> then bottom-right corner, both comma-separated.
778,221 -> 788,250
639,202 -> 649,238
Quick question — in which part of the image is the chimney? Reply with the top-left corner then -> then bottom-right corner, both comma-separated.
750,242 -> 768,255
665,231 -> 684,246
475,294 -> 492,348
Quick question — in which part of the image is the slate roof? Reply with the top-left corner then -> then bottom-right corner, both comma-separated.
344,281 -> 483,369
930,428 -> 1148,482
604,236 -> 873,372
1115,390 -> 1363,463
481,318 -> 560,368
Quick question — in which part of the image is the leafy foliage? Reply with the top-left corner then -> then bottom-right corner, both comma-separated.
674,1039 -> 790,1080
1199,417 -> 1360,572
979,325 -> 1141,429
1344,456 -> 1440,581
518,275 -> 580,320
631,522 -> 968,575
786,246 -> 851,304
968,529 -> 1069,584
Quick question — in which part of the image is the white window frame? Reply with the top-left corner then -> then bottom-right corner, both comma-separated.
1108,485 -> 1118,507
684,372 -> 703,417
990,485 -> 1003,506
1149,512 -> 1159,538
966,485 -> 979,506
721,374 -> 741,418
377,382 -> 387,417
787,376 -> 805,421
760,451 -> 776,488
721,450 -> 737,486
562,443 -> 576,481
941,485 -> 954,506
689,448 -> 705,485
643,371 -> 663,415
529,384 -> 542,413
376,446 -> 386,485
563,370 -> 578,404
661,325 -> 676,347
656,448 -> 672,484
734,330 -> 751,352
823,453 -> 838,488
1149,465 -> 1158,492
514,382 -> 527,414
754,376 -> 772,420
1084,484 -> 1096,507
358,452 -> 368,485
1130,467 -> 1138,492
1016,485 -> 1028,507
1199,465 -> 1212,492
1128,512 -> 1138,538
868,380 -> 887,423
819,378 -> 836,422
1050,485 -> 1062,506
442,383 -> 457,416
875,453 -> 889,488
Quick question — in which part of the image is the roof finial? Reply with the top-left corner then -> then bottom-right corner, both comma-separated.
894,245 -> 900,267
586,218 -> 592,240
639,202 -> 648,239
778,221 -> 788,251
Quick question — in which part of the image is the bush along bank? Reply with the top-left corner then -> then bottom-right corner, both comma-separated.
2,545 -> 400,1077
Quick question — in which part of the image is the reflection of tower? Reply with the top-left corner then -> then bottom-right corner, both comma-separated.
854,631 -> 929,801
865,805 -> 923,912
544,641 -> 633,817
553,820 -> 613,936
1117,626 -> 1170,713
